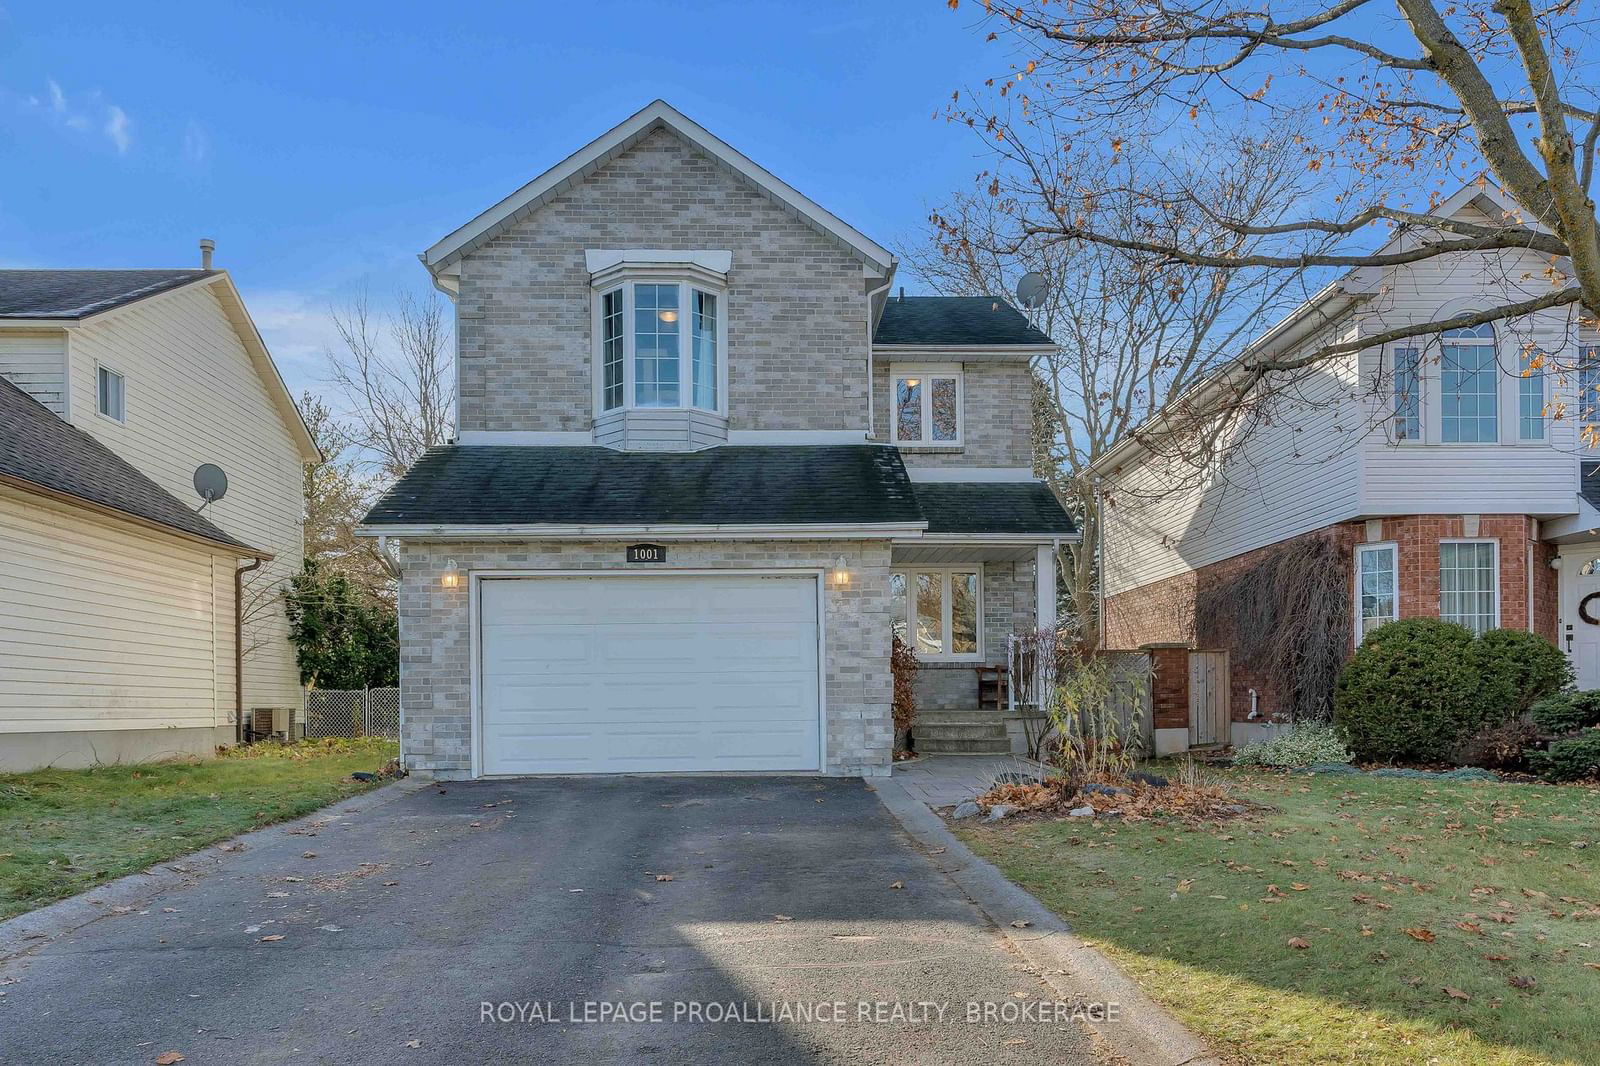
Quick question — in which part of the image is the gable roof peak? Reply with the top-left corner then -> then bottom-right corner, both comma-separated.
422,100 -> 895,282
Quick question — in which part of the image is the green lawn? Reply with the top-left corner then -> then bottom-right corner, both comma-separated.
0,738 -> 400,920
957,767 -> 1600,1066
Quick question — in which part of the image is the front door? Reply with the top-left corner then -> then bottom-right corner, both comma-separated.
1560,545 -> 1600,688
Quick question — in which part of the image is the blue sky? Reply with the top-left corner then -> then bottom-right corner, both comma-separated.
0,1 -> 1010,397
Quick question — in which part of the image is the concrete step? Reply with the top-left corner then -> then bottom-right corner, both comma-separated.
914,721 -> 1008,742
915,735 -> 1014,754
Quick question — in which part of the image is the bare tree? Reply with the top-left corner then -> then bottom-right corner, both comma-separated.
299,391 -> 395,601
903,137 -> 1320,639
327,288 -> 454,481
943,0 -> 1600,381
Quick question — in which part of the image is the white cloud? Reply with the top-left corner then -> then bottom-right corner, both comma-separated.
25,78 -> 132,154
104,105 -> 130,154
248,289 -> 348,398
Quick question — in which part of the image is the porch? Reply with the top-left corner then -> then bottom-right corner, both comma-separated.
891,536 -> 1058,756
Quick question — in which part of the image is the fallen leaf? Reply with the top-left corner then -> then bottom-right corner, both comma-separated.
1287,937 -> 1310,949
889,881 -> 905,890
1508,975 -> 1536,990
259,934 -> 285,942
1404,928 -> 1436,943
772,914 -> 794,922
1443,987 -> 1472,1001
405,1039 -> 421,1049
1011,919 -> 1033,928
1483,953 -> 1511,962
1291,883 -> 1310,892
1456,922 -> 1485,936
1175,879 -> 1193,894
469,822 -> 483,828
301,851 -> 317,859
654,874 -> 674,882
155,1054 -> 185,1065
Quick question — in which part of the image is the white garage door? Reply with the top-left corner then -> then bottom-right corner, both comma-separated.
478,574 -> 821,775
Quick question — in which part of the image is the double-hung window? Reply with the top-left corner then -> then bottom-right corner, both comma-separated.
892,367 -> 962,446
1439,323 -> 1498,442
890,568 -> 980,660
1580,345 -> 1600,446
595,279 -> 724,415
1354,543 -> 1398,642
1518,348 -> 1546,441
96,365 -> 125,422
1439,540 -> 1498,635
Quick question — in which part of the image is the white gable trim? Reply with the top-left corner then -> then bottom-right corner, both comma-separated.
423,100 -> 895,279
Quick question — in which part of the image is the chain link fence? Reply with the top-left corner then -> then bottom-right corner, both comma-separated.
303,688 -> 401,739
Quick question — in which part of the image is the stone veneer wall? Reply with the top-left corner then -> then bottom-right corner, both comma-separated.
1103,514 -> 1558,725
397,540 -> 893,778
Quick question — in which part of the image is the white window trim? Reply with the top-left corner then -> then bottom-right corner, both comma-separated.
891,566 -> 983,662
1439,537 -> 1500,633
95,362 -> 126,424
1353,541 -> 1399,644
591,276 -> 729,418
890,364 -> 963,448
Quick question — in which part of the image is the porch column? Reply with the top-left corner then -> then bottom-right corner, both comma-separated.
1035,544 -> 1057,633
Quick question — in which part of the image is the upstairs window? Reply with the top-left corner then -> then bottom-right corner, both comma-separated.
594,279 -> 725,416
1518,350 -> 1546,441
96,365 -> 125,422
892,367 -> 962,446
1580,346 -> 1600,445
1392,346 -> 1421,440
1439,323 -> 1498,443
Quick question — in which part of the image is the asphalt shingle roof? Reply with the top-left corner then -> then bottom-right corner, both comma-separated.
0,378 -> 251,550
912,482 -> 1076,536
873,296 -> 1053,347
0,269 -> 215,319
363,445 -> 924,527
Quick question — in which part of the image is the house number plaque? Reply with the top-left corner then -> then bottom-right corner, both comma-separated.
626,543 -> 667,563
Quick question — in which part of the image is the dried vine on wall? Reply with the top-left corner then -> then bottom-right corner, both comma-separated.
1195,535 -> 1349,721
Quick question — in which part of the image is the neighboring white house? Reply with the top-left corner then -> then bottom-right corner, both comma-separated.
1088,181 -> 1600,752
0,261 -> 317,770
360,100 -> 1076,779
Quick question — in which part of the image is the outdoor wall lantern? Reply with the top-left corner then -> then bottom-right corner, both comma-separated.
830,556 -> 851,588
441,559 -> 461,589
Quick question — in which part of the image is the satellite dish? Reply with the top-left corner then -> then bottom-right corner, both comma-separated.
193,463 -> 229,507
1015,271 -> 1049,310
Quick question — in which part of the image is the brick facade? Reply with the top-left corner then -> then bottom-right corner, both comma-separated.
1104,514 -> 1560,728
870,359 -> 1036,469
398,540 -> 894,778
455,127 -> 869,435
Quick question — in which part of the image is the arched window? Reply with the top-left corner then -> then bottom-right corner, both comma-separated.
1440,322 -> 1497,442
1579,558 -> 1600,576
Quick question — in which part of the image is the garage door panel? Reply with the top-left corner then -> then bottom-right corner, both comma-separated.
479,575 -> 821,775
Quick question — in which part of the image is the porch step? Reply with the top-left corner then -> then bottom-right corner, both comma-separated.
916,735 -> 1014,754
915,720 -> 1007,741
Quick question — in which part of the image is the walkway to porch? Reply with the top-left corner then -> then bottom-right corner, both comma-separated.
891,752 -> 1046,808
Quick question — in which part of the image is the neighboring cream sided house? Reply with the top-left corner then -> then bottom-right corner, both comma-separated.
360,100 -> 1076,779
1090,181 -> 1600,755
0,259 -> 317,770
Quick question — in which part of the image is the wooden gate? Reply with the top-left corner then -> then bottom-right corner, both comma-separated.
1188,651 -> 1230,747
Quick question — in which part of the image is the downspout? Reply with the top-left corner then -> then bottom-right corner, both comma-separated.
1093,475 -> 1107,651
865,275 -> 894,439
235,556 -> 264,744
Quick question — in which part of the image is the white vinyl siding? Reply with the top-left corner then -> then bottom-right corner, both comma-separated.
1440,540 -> 1498,634
65,282 -> 305,711
0,331 -> 68,414
0,485 -> 234,734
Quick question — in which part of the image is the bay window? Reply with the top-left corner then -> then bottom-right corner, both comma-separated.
1439,540 -> 1498,635
890,568 -> 980,660
892,367 -> 962,446
594,279 -> 726,415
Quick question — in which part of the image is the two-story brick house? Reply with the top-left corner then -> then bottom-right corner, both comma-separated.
361,101 -> 1075,778
1090,181 -> 1600,754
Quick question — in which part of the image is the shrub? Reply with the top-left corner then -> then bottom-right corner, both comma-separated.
1233,724 -> 1353,768
1334,618 -> 1481,762
1468,629 -> 1572,723
890,635 -> 918,739
1531,690 -> 1600,736
1453,720 -> 1542,770
1528,729 -> 1600,782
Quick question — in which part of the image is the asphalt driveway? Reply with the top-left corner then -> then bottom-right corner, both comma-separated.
0,776 -> 1106,1065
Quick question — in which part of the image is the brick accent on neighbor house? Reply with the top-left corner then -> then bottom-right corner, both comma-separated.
1143,645 -> 1190,731
455,127 -> 869,436
398,540 -> 894,778
1104,514 -> 1560,726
